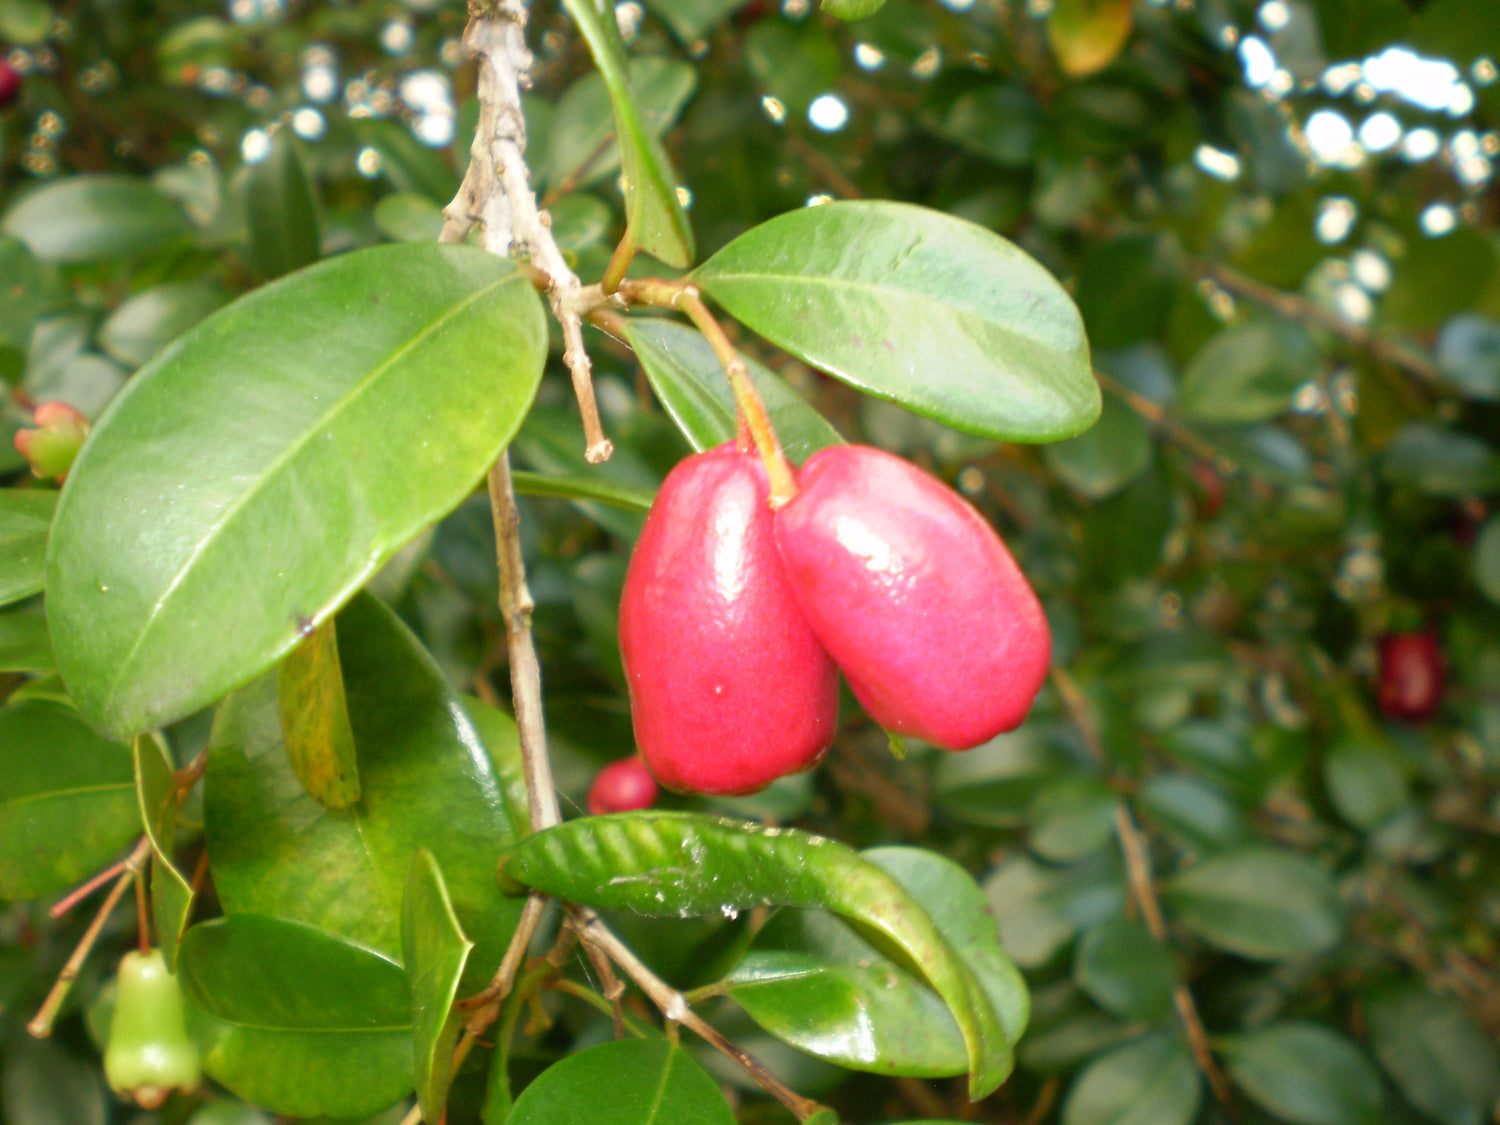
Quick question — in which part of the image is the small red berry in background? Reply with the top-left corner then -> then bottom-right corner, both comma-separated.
588,756 -> 659,816
1376,630 -> 1445,724
1190,461 -> 1224,519
0,60 -> 21,109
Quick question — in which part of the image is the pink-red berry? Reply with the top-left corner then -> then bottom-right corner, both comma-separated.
1377,630 -> 1444,724
588,756 -> 660,815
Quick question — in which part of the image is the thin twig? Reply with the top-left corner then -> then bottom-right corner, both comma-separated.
1051,666 -> 1234,1109
30,835 -> 153,1037
572,908 -> 827,1121
1201,262 -> 1441,386
1093,371 -> 1227,469
445,0 -> 614,462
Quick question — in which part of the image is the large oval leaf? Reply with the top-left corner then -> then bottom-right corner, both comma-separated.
496,812 -> 1015,1099
47,243 -> 547,738
2,175 -> 193,263
507,1039 -> 735,1125
692,201 -> 1098,442
1061,1030 -> 1201,1125
177,914 -> 413,1120
725,847 -> 1027,1080
1364,984 -> 1500,1125
1221,1022 -> 1384,1125
0,489 -> 55,607
206,591 -> 523,990
0,698 -> 140,900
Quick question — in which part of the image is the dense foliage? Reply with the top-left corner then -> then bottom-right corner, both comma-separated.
1,0 -> 1499,1124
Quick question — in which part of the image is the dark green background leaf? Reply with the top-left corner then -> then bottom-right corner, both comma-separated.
1165,847 -> 1341,960
1222,1022 -> 1383,1125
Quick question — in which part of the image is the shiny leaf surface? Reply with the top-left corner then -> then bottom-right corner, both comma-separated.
47,243 -> 547,738
401,849 -> 472,1125
508,1039 -> 735,1125
694,202 -> 1098,442
496,812 -> 1015,1098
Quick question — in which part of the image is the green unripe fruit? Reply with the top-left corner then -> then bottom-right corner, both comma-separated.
103,948 -> 201,1109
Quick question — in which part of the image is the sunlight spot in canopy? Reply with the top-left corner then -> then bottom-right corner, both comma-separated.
241,128 -> 271,163
1194,144 -> 1240,181
291,107 -> 325,140
1358,111 -> 1401,152
855,43 -> 886,71
1420,203 -> 1457,236
1240,36 -> 1276,88
1257,1 -> 1290,32
761,95 -> 786,125
1401,127 -> 1440,161
808,94 -> 848,132
1314,196 -> 1357,243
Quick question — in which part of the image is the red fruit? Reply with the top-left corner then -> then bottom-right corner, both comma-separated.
588,756 -> 659,815
1377,630 -> 1444,723
0,61 -> 19,110
619,443 -> 839,795
774,445 -> 1050,750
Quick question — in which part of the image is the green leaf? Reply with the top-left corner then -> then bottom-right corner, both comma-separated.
935,83 -> 1041,168
0,698 -> 139,900
1364,984 -> 1500,1125
1137,773 -> 1252,853
0,235 -> 44,384
626,317 -> 844,461
643,0 -> 748,43
1061,1030 -> 1201,1125
510,469 -> 655,513
1476,514 -> 1500,607
693,201 -> 1098,443
402,849 -> 473,1125
1075,234 -> 1179,350
1,1034 -> 107,1125
373,192 -> 444,244
932,729 -> 1069,829
745,20 -> 842,119
496,812 -> 1016,1099
1177,320 -> 1315,424
540,57 -> 697,195
560,0 -> 695,268
1382,423 -> 1500,497
822,0 -> 886,18
3,175 -> 192,263
177,915 -> 413,1120
206,592 -> 523,989
983,853 -> 1127,968
507,1039 -> 736,1125
1381,226 -> 1496,333
1322,737 -> 1408,830
98,281 -> 227,369
134,733 -> 194,969
1073,916 -> 1177,1021
1222,1022 -> 1383,1125
0,489 -> 55,606
276,618 -> 360,809
726,847 -> 1028,1080
46,242 -> 547,739
1027,776 -> 1119,862
246,131 -> 320,279
1436,314 -> 1500,401
1165,847 -> 1341,960
0,610 -> 52,671
0,0 -> 52,45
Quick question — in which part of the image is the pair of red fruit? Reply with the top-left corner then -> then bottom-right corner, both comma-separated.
618,438 -> 1052,796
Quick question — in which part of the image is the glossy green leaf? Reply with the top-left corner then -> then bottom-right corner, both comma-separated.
402,849 -> 473,1125
0,489 -> 54,606
0,235 -> 43,384
694,201 -> 1098,442
1364,984 -> 1500,1125
1436,314 -> 1500,401
496,812 -> 1016,1098
510,469 -> 654,513
1177,320 -> 1315,424
134,733 -> 194,969
0,698 -> 139,900
1165,847 -> 1341,960
277,618 -> 360,809
3,175 -> 192,263
507,1039 -> 735,1125
626,317 -> 843,461
540,57 -> 697,195
177,915 -> 413,1119
0,609 -> 52,671
1381,423 -> 1500,497
206,592 -> 523,989
560,0 -> 694,267
46,242 -> 547,739
98,281 -> 227,369
1061,1030 -> 1201,1125
1073,916 -> 1177,1021
726,847 -> 1027,1079
458,694 -> 530,838
247,131 -> 320,279
1222,1022 -> 1383,1125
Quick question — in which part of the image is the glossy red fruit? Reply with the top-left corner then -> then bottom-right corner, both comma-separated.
1377,630 -> 1445,723
620,443 -> 839,795
0,61 -> 19,110
774,444 -> 1050,750
588,756 -> 659,815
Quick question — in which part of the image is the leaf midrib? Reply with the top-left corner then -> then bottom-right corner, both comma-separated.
105,272 -> 519,709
